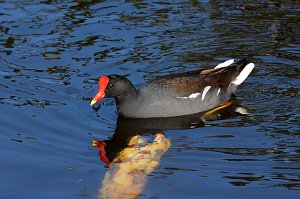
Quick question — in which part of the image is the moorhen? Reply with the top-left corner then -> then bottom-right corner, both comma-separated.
90,58 -> 254,118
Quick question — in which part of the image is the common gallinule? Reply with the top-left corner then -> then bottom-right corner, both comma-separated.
91,58 -> 254,118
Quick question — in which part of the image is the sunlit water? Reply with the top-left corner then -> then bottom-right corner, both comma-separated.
0,1 -> 299,199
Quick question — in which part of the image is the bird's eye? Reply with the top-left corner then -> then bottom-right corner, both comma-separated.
109,84 -> 114,89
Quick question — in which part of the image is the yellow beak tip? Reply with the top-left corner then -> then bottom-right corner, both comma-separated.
92,140 -> 97,146
90,100 -> 97,106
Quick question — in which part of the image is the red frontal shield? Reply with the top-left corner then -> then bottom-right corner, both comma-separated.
90,76 -> 109,105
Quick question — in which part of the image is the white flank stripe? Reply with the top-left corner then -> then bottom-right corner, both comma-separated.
217,88 -> 221,96
202,86 -> 211,100
232,63 -> 255,85
177,92 -> 201,99
215,59 -> 235,69
188,92 -> 201,99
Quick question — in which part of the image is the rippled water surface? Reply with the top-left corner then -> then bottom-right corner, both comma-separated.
1,1 -> 299,199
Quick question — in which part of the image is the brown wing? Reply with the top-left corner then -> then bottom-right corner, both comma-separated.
149,59 -> 248,96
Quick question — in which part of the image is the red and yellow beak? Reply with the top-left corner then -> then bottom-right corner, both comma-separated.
90,76 -> 109,106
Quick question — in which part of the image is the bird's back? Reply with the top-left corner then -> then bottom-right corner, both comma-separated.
118,59 -> 254,118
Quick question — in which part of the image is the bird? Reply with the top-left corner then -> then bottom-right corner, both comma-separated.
90,58 -> 254,118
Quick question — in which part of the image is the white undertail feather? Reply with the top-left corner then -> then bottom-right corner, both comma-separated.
232,63 -> 255,85
215,59 -> 235,69
202,86 -> 211,100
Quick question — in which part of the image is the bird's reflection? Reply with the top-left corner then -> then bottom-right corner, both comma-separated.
93,98 -> 247,198
94,133 -> 170,199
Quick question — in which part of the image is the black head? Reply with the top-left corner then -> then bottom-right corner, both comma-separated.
91,74 -> 137,105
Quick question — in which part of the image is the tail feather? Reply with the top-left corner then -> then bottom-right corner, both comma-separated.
214,59 -> 235,69
232,63 -> 255,85
220,58 -> 254,86
233,58 -> 248,71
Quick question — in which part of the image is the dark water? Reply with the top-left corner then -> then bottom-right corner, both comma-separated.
1,0 -> 299,198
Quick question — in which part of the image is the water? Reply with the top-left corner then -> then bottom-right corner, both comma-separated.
0,0 -> 299,198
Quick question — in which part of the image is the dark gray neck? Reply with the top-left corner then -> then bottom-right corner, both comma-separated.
115,86 -> 138,110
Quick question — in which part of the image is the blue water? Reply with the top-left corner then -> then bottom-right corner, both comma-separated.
0,1 -> 299,198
